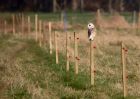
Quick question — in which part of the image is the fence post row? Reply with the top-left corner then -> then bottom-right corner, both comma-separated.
1,13 -> 131,98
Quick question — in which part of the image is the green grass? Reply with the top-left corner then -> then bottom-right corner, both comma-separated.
0,11 -> 135,27
7,86 -> 31,99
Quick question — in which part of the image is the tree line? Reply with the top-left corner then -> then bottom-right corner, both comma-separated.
0,0 -> 140,12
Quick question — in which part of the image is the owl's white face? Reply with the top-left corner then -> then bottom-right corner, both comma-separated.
88,23 -> 94,30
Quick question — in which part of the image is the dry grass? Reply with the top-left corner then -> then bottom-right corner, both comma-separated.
0,28 -> 140,99
95,12 -> 131,29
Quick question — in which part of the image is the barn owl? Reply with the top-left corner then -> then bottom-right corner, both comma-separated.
88,23 -> 96,41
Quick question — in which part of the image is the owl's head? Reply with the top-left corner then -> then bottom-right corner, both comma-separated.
87,23 -> 94,30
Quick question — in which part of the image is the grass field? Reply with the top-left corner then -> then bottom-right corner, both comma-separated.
0,12 -> 140,99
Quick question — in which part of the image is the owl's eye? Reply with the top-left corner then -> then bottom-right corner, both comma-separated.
89,25 -> 91,26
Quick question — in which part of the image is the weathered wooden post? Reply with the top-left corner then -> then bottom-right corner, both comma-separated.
12,14 -> 15,35
4,20 -> 7,34
66,32 -> 69,72
132,11 -> 137,34
61,11 -> 64,28
136,12 -> 140,33
54,31 -> 59,64
66,31 -> 71,81
133,11 -> 136,29
74,32 -> 76,63
21,13 -> 24,35
90,40 -> 95,85
35,14 -> 38,41
39,20 -> 42,47
49,22 -> 52,54
121,42 -> 127,98
43,22 -> 46,45
28,16 -> 31,38
74,32 -> 79,74
96,9 -> 101,28
75,37 -> 79,74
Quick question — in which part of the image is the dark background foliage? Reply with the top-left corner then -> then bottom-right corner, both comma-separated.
0,0 -> 140,12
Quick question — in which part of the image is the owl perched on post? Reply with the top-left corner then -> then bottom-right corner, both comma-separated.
88,23 -> 96,41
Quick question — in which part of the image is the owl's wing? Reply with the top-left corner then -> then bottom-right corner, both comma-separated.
88,29 -> 91,38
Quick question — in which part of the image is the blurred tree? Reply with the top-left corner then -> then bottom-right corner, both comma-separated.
0,0 -> 139,12
80,0 -> 84,12
114,0 -> 119,11
72,0 -> 78,11
114,0 -> 124,12
120,0 -> 124,12
108,0 -> 113,13
53,0 -> 57,12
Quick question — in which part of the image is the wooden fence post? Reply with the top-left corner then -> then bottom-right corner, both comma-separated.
133,11 -> 136,34
61,11 -> 64,25
121,42 -> 127,98
12,14 -> 15,35
49,22 -> 52,54
74,32 -> 79,74
74,32 -> 76,64
21,13 -> 24,35
55,31 -> 59,64
28,16 -> 31,38
43,22 -> 46,45
4,20 -> 7,34
66,32 -> 69,72
35,14 -> 38,41
136,12 -> 139,33
90,40 -> 95,85
133,11 -> 136,28
39,20 -> 42,47
96,9 -> 101,28
75,37 -> 79,74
